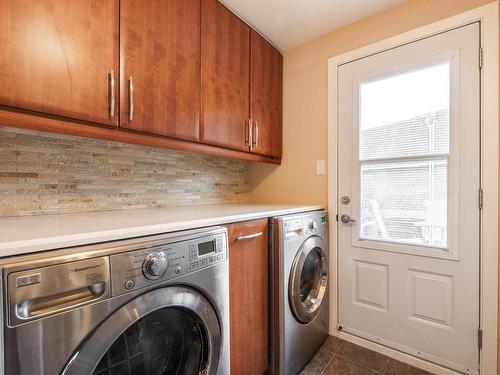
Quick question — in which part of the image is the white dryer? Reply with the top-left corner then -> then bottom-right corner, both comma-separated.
270,210 -> 329,375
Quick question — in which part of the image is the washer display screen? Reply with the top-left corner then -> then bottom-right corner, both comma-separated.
198,241 -> 215,256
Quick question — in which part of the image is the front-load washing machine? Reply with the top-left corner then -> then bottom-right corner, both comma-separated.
1,226 -> 230,375
271,210 -> 329,375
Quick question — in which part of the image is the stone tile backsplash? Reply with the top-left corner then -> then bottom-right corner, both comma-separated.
0,127 -> 250,217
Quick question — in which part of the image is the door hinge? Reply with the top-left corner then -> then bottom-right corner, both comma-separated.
479,189 -> 484,210
335,214 -> 339,222
478,328 -> 483,350
479,48 -> 483,69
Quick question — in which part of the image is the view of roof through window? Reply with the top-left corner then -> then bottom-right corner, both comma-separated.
358,63 -> 450,248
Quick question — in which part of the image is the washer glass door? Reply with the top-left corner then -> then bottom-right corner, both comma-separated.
289,236 -> 328,323
93,307 -> 206,374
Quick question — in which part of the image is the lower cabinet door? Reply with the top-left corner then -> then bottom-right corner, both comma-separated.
227,219 -> 270,375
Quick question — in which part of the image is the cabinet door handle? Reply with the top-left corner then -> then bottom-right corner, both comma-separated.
237,232 -> 263,241
129,76 -> 134,121
109,69 -> 115,117
248,118 -> 253,150
253,120 -> 259,148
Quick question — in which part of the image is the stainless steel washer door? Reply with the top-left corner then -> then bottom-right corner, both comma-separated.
62,286 -> 221,375
288,236 -> 328,324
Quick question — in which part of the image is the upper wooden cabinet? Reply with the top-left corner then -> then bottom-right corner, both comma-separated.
250,31 -> 283,158
0,0 -> 119,126
200,0 -> 283,158
119,0 -> 201,141
201,0 -> 250,152
0,0 -> 282,164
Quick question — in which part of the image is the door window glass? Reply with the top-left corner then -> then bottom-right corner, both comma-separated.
92,308 -> 206,375
358,62 -> 450,248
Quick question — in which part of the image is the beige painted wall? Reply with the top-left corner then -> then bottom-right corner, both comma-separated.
249,0 -> 494,206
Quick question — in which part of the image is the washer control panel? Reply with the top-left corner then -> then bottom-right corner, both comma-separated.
110,231 -> 227,296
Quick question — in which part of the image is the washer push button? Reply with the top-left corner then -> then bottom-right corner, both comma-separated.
215,237 -> 223,251
189,249 -> 197,260
124,279 -> 136,290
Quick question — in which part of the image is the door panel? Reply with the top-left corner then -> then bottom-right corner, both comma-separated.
201,0 -> 250,151
227,219 -> 269,375
120,0 -> 200,141
250,31 -> 283,158
0,0 -> 119,126
337,24 -> 480,374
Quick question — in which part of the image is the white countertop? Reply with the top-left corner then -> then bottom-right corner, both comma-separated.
0,204 -> 323,257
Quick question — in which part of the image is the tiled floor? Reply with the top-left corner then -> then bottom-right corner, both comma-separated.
300,336 -> 434,375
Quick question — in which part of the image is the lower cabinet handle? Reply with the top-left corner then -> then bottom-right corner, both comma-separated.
237,232 -> 263,241
129,76 -> 134,121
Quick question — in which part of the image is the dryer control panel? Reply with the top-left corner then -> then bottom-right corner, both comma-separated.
284,213 -> 328,240
110,231 -> 227,296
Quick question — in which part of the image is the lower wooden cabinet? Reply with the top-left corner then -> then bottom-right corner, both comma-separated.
227,219 -> 270,375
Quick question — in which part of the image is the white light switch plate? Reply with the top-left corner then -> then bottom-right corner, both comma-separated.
316,160 -> 325,175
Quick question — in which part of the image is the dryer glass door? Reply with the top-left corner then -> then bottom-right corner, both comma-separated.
93,307 -> 206,375
63,286 -> 221,375
289,236 -> 328,323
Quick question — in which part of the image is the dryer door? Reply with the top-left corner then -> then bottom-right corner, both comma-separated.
62,286 -> 221,375
288,236 -> 328,323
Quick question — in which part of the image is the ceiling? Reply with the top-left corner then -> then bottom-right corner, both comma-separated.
220,0 -> 407,51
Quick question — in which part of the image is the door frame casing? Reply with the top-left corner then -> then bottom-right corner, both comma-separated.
327,3 -> 498,374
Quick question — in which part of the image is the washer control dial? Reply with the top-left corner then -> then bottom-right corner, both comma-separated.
309,220 -> 318,232
142,252 -> 169,280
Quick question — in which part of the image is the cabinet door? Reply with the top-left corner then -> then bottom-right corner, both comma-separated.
120,0 -> 201,141
250,31 -> 283,158
0,0 -> 119,126
227,219 -> 270,375
201,0 -> 250,151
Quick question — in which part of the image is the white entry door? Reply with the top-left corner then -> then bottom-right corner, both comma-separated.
337,23 -> 480,374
